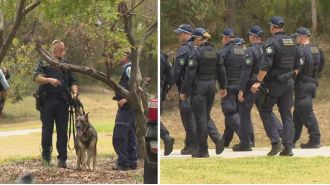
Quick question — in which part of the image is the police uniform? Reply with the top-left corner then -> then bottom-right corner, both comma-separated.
172,24 -> 196,153
182,28 -> 227,157
234,26 -> 263,150
0,68 -> 9,114
34,58 -> 78,164
219,28 -> 243,147
293,27 -> 324,148
258,16 -> 300,156
160,51 -> 175,155
112,61 -> 137,170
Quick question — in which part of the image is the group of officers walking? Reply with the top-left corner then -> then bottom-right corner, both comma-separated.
161,15 -> 325,157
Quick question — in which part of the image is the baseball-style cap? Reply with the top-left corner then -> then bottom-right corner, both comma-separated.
221,28 -> 235,38
192,27 -> 206,38
173,24 -> 193,34
269,16 -> 285,27
235,37 -> 245,45
248,25 -> 263,37
295,27 -> 311,37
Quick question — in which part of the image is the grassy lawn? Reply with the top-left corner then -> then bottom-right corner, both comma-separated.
160,157 -> 330,184
0,89 -> 117,163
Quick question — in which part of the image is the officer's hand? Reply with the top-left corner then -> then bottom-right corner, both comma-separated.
218,89 -> 227,98
179,93 -> 186,101
238,90 -> 244,102
48,78 -> 61,87
251,83 -> 260,94
118,99 -> 128,107
72,93 -> 79,99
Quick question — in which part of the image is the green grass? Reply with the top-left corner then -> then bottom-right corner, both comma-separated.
160,157 -> 330,184
0,90 -> 118,163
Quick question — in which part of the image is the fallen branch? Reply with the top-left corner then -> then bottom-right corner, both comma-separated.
36,42 -> 130,99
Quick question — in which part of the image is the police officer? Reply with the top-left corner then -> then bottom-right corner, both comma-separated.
233,26 -> 264,151
34,40 -> 79,167
181,28 -> 227,157
112,51 -> 138,170
0,67 -> 9,116
219,28 -> 243,147
293,27 -> 324,148
251,16 -> 300,156
235,37 -> 247,50
172,24 -> 196,155
160,51 -> 175,156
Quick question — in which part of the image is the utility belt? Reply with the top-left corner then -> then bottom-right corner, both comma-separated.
227,79 -> 240,86
197,74 -> 215,81
34,90 -> 71,111
268,71 -> 294,83
296,76 -> 318,87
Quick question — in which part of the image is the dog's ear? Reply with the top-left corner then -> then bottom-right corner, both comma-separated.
84,112 -> 89,121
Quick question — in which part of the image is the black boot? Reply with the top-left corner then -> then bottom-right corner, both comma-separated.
215,138 -> 225,155
57,160 -> 67,168
300,141 -> 320,149
279,147 -> 294,156
181,145 -> 191,155
232,143 -> 252,152
267,142 -> 282,156
164,136 -> 175,156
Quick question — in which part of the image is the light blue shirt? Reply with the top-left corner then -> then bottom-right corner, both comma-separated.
0,69 -> 9,90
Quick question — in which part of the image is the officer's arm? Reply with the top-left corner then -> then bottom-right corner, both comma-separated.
0,69 -> 9,90
318,48 -> 325,74
216,52 -> 227,90
164,58 -> 173,90
68,71 -> 79,96
181,52 -> 198,97
172,46 -> 189,85
293,45 -> 302,75
33,61 -> 56,85
257,42 -> 275,81
239,49 -> 253,91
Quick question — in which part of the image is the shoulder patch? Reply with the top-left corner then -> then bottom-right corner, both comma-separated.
188,59 -> 194,67
179,58 -> 185,66
266,47 -> 273,54
310,47 -> 319,54
245,58 -> 252,65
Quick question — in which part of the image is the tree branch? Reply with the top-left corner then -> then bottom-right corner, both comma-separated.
0,0 -> 40,65
23,0 -> 41,16
36,42 -> 130,99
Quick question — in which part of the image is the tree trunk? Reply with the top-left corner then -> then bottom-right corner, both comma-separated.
311,0 -> 317,37
0,12 -> 4,49
229,0 -> 236,28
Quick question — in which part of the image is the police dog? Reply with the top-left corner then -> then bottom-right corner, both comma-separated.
75,113 -> 98,171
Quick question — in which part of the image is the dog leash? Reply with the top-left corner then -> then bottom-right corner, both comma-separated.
68,97 -> 85,151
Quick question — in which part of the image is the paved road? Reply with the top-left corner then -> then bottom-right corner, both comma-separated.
161,147 -> 330,158
0,128 -> 41,137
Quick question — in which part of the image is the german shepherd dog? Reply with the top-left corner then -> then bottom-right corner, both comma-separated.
75,113 -> 98,171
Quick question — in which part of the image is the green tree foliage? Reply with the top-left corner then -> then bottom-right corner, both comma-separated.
161,0 -> 328,47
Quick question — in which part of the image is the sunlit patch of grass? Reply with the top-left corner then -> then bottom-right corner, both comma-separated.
161,157 -> 330,184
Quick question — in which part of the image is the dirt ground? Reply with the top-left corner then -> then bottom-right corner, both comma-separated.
0,157 -> 144,184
